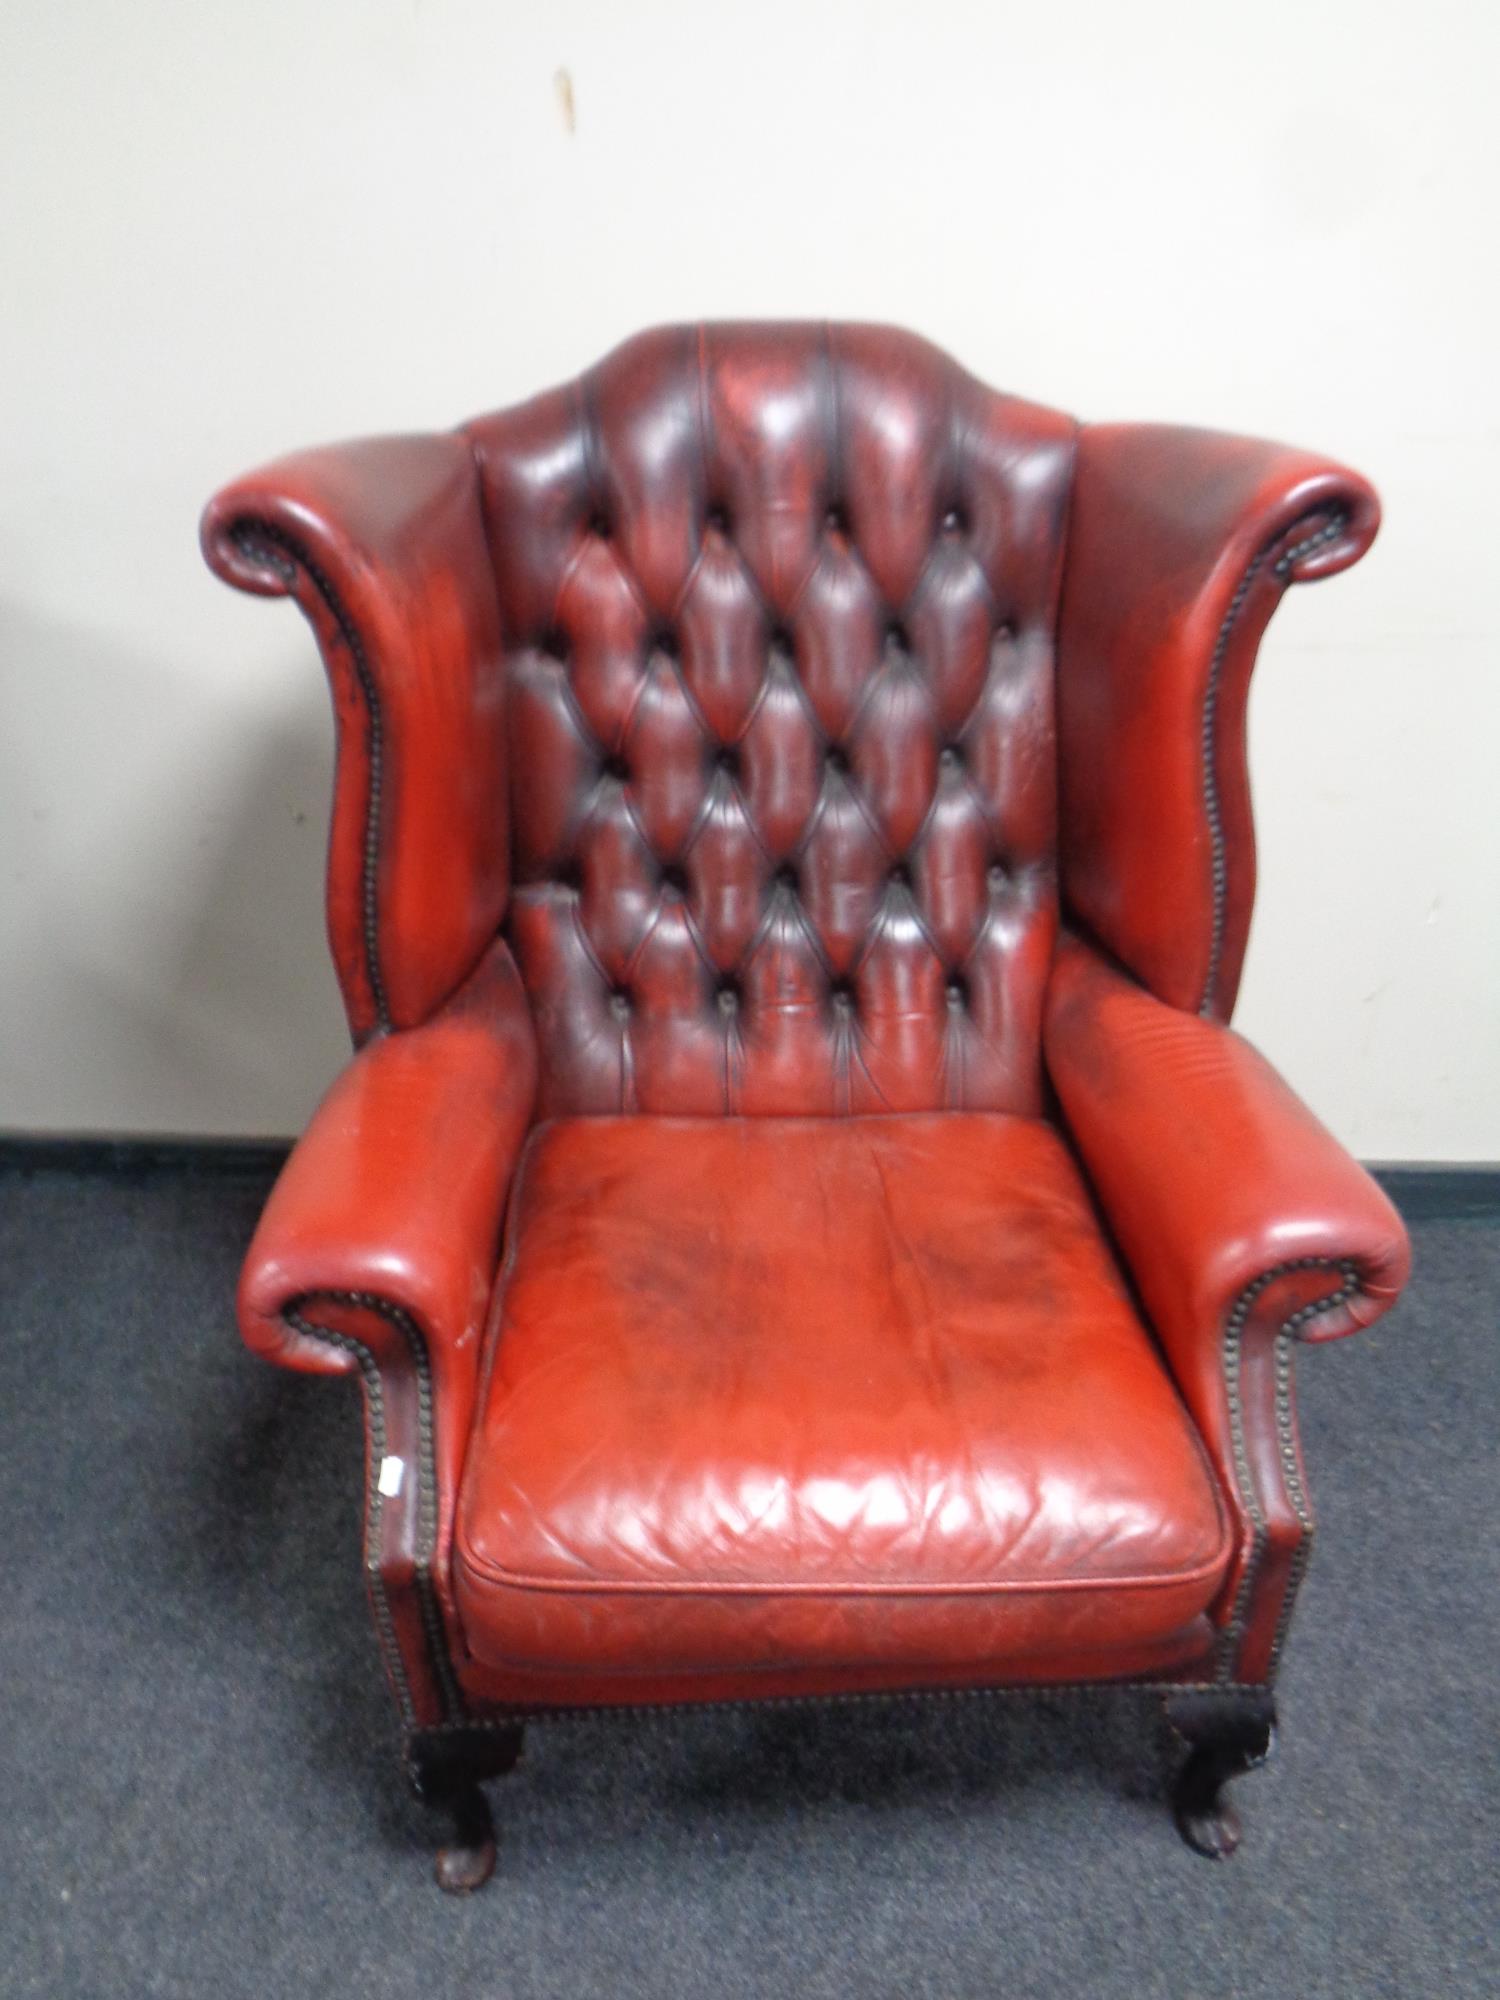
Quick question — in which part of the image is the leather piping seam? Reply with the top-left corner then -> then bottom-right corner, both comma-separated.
283,1295 -> 463,1724
453,1539 -> 1229,1598
1198,509 -> 1347,1017
229,522 -> 391,1034
410,1676 -> 1267,1734
1216,1254 -> 1362,1680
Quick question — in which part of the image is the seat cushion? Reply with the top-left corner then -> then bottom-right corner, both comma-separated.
453,1114 -> 1231,1703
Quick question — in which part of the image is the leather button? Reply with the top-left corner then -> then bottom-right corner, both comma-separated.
829,979 -> 855,1012
602,754 -> 630,782
716,983 -> 740,1016
886,621 -> 910,652
825,745 -> 850,775
705,504 -> 731,535
541,627 -> 569,660
608,987 -> 632,1020
652,629 -> 680,661
939,745 -> 962,771
773,864 -> 800,894
715,745 -> 741,777
987,862 -> 1006,891
587,509 -> 611,539
888,863 -> 911,888
825,502 -> 849,534
942,506 -> 966,533
660,866 -> 689,896
946,976 -> 968,1009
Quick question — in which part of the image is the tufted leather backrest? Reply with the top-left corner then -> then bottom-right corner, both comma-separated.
464,324 -> 1076,1117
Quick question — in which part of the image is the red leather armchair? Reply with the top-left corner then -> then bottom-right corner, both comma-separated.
202,324 -> 1409,1889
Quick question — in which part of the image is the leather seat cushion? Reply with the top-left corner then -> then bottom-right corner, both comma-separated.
453,1114 -> 1231,1692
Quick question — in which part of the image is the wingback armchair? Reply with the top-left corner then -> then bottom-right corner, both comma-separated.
202,323 -> 1409,1890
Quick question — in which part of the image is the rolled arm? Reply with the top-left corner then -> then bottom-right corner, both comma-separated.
238,940 -> 537,1726
1045,934 -> 1407,1381
1045,936 -> 1410,1680
1057,423 -> 1380,1019
201,433 -> 509,1042
241,940 -> 536,1469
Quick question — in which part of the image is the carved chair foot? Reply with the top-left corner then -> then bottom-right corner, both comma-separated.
1164,1691 -> 1276,1860
433,1784 -> 497,1893
408,1722 -> 524,1895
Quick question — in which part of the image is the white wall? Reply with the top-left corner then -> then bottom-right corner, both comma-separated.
2,0 -> 1495,1156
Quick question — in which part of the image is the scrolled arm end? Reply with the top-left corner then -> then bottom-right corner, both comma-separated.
1267,483 -> 1379,585
200,430 -> 489,598
1226,1242 -> 1407,1363
200,503 -> 304,599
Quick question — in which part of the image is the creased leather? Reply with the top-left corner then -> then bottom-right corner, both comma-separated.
452,1113 -> 1230,1687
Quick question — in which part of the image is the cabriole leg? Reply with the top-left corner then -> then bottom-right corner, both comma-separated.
407,1723 -> 524,1894
1164,1690 -> 1276,1860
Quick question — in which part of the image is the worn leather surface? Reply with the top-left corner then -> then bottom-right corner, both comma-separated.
1057,424 -> 1379,1019
239,940 -> 537,1424
1044,933 -> 1410,1676
465,324 -> 1074,1116
201,434 -> 510,1042
202,322 -> 1407,1716
1044,934 -> 1410,1407
452,1113 -> 1229,1689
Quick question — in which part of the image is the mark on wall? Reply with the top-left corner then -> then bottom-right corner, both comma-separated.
554,68 -> 575,135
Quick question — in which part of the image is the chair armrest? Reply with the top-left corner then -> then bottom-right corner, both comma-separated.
201,432 -> 509,1042
237,940 -> 537,1727
1044,935 -> 1410,1681
1045,934 -> 1408,1370
240,940 -> 537,1465
1057,423 -> 1380,1020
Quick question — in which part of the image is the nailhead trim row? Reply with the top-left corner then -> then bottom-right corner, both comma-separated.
1216,1255 -> 1362,1680
231,524 -> 392,1035
1264,1266 -> 1351,1675
1198,510 -> 1348,1018
283,1294 -> 464,1724
280,1309 -> 413,1725
410,1675 -> 1273,1738
1267,1510 -> 1316,1679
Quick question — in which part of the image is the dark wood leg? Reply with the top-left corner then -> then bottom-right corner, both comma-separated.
1163,1690 -> 1276,1860
407,1723 -> 524,1894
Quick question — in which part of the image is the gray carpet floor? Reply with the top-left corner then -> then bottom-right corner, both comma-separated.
1,1163 -> 1495,1999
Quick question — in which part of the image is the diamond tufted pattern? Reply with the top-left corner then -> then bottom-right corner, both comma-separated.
464,324 -> 1076,1116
